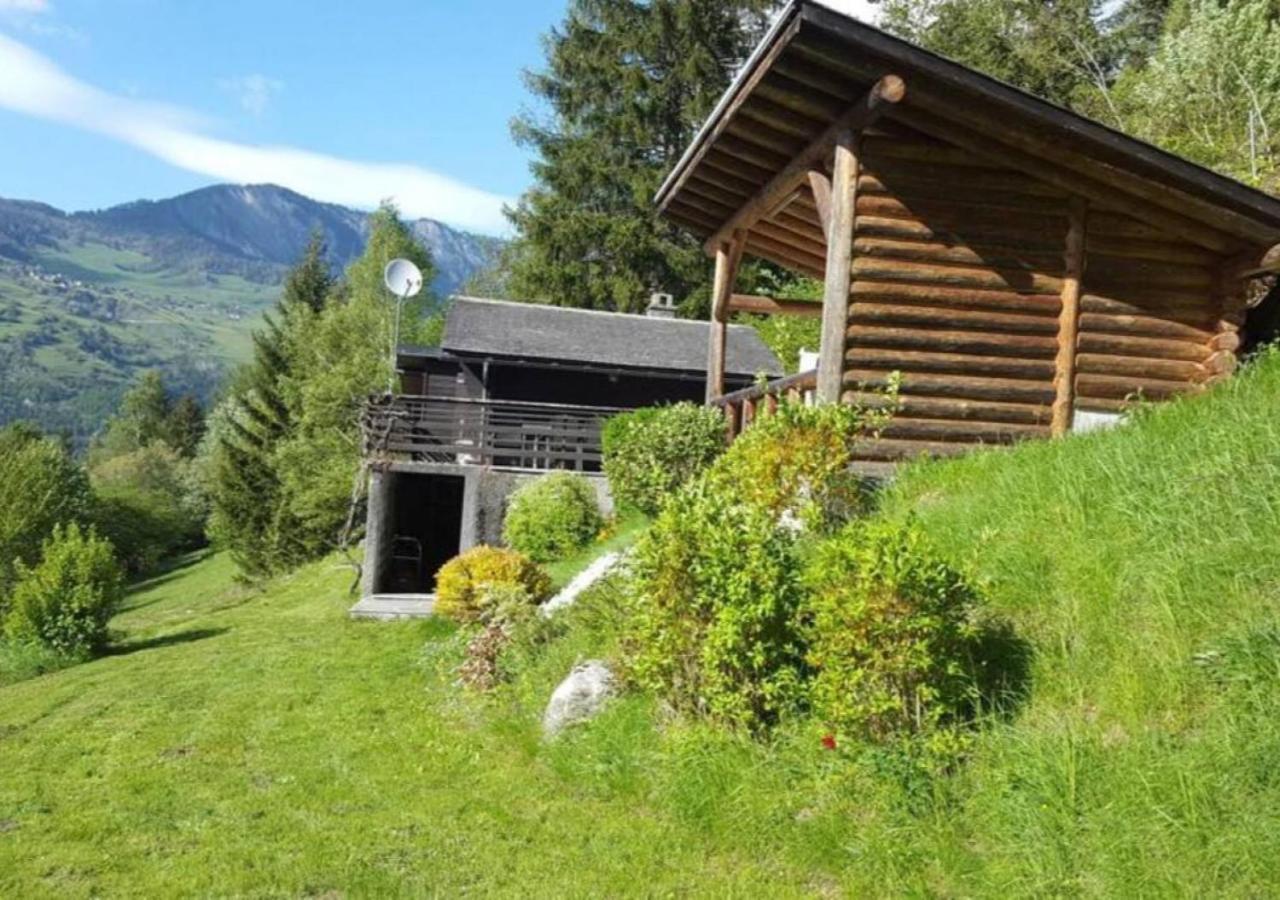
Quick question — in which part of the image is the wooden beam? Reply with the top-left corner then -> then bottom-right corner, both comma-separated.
1051,197 -> 1088,436
703,75 -> 904,254
1227,242 -> 1280,280
729,293 -> 823,317
818,130 -> 859,403
707,231 -> 746,402
807,170 -> 833,242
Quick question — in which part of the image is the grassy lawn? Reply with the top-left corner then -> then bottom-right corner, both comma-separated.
7,356 -> 1280,895
0,545 -> 822,897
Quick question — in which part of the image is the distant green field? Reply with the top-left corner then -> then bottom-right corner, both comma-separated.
0,239 -> 277,442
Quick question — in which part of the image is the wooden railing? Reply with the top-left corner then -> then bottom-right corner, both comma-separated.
710,369 -> 817,440
362,395 -> 624,472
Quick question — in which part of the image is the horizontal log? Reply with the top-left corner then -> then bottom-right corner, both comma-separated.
729,293 -> 823,317
849,302 -> 1060,334
844,368 -> 1057,404
861,158 -> 1067,199
1081,287 -> 1215,312
856,194 -> 1068,233
847,324 -> 1059,358
1075,373 -> 1194,401
1085,234 -> 1218,267
736,94 -> 822,140
1085,258 -> 1214,291
854,235 -> 1064,273
846,347 -> 1057,380
1202,349 -> 1238,376
861,135 -> 996,170
853,257 -> 1064,295
856,214 -> 1067,249
1077,311 -> 1213,341
851,280 -> 1062,315
1076,331 -> 1208,363
1076,352 -> 1202,381
1086,211 -> 1179,241
878,416 -> 1048,443
1209,331 -> 1242,352
1080,292 -> 1215,324
716,132 -> 791,172
859,176 -> 1069,215
847,391 -> 1052,426
743,234 -> 825,280
724,116 -> 804,157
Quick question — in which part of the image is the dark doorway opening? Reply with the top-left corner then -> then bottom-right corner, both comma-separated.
381,473 -> 464,594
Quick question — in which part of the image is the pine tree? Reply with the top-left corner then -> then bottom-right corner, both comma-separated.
209,233 -> 334,578
503,0 -> 777,312
165,395 -> 205,459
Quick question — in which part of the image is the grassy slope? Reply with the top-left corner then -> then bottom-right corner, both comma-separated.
0,548 -> 818,897
5,355 -> 1280,895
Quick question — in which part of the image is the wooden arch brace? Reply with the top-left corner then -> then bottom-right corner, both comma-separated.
701,74 -> 905,255
706,230 -> 747,403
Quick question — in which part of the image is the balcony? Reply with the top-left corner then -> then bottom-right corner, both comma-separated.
362,394 -> 623,472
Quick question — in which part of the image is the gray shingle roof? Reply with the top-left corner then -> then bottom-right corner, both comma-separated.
440,296 -> 783,377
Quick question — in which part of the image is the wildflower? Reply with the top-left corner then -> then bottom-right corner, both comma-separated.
821,734 -> 836,750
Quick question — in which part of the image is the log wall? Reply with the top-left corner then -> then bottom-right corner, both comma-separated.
828,130 -> 1222,461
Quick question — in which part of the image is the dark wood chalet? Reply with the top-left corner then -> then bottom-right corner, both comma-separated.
657,1 -> 1280,466
356,295 -> 780,608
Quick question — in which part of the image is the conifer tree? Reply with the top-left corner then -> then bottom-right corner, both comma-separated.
503,0 -> 777,312
209,233 -> 334,577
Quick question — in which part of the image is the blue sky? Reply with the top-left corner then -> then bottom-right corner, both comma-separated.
0,0 -> 876,235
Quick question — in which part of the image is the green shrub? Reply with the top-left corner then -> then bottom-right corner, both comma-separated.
602,403 -> 727,516
623,399 -> 888,731
4,523 -> 124,656
803,518 -> 982,741
0,424 -> 93,603
502,472 -> 603,562
434,545 -> 552,624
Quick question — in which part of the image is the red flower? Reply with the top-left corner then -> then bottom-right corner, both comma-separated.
821,734 -> 837,750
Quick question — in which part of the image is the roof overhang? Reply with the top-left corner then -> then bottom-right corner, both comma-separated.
656,1 -> 1280,261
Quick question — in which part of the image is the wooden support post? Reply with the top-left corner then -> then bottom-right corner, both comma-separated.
1051,196 -> 1088,436
706,231 -> 746,403
807,170 -> 833,243
817,130 -> 859,404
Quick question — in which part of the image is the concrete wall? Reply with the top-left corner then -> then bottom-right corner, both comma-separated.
361,463 -> 613,598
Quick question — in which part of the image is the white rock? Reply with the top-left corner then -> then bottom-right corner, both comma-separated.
543,660 -> 615,737
540,550 -> 621,618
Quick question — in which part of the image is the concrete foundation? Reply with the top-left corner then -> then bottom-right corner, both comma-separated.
359,463 -> 612,600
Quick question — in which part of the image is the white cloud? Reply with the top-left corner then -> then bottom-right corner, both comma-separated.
812,0 -> 882,24
0,32 -> 513,233
0,0 -> 50,12
218,73 -> 283,117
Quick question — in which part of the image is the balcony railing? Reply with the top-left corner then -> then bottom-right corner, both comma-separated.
362,394 -> 624,472
710,369 -> 817,440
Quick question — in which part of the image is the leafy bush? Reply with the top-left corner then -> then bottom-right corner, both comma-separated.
434,546 -> 552,624
602,403 -> 727,516
502,471 -> 603,562
4,523 -> 124,656
0,425 -> 93,603
90,443 -> 207,574
457,584 -> 552,691
623,399 -> 888,731
804,518 -> 982,741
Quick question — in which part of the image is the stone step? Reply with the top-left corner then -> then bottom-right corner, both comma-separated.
349,593 -> 435,620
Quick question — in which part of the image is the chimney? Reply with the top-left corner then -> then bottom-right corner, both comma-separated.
646,292 -> 677,319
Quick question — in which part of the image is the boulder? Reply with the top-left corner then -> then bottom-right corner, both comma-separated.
543,660 -> 615,737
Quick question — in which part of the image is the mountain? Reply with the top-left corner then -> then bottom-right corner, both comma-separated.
0,184 -> 504,443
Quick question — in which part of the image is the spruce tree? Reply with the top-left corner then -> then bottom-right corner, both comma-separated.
503,0 -> 777,312
210,233 -> 334,578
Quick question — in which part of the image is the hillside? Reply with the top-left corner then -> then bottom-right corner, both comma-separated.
2,353 -> 1280,894
0,185 -> 503,442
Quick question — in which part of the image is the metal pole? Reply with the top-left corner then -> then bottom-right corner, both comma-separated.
388,292 -> 405,394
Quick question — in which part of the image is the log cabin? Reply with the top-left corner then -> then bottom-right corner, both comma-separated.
355,295 -> 780,616
656,1 -> 1280,471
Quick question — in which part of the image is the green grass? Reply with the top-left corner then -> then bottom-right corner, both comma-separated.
6,354 -> 1280,895
543,509 -> 648,589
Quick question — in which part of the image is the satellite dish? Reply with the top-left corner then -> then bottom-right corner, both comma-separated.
383,258 -> 423,299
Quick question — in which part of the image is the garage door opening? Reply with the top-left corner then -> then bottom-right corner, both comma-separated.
377,472 -> 464,595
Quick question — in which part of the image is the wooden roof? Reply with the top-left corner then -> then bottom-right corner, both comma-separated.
655,1 -> 1280,266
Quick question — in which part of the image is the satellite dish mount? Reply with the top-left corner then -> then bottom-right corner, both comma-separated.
383,258 -> 424,393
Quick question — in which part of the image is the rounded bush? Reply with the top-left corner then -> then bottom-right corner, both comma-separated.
804,518 -> 982,741
4,522 -> 124,656
623,400 -> 884,732
502,472 -> 603,562
434,545 -> 552,624
602,403 -> 726,516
